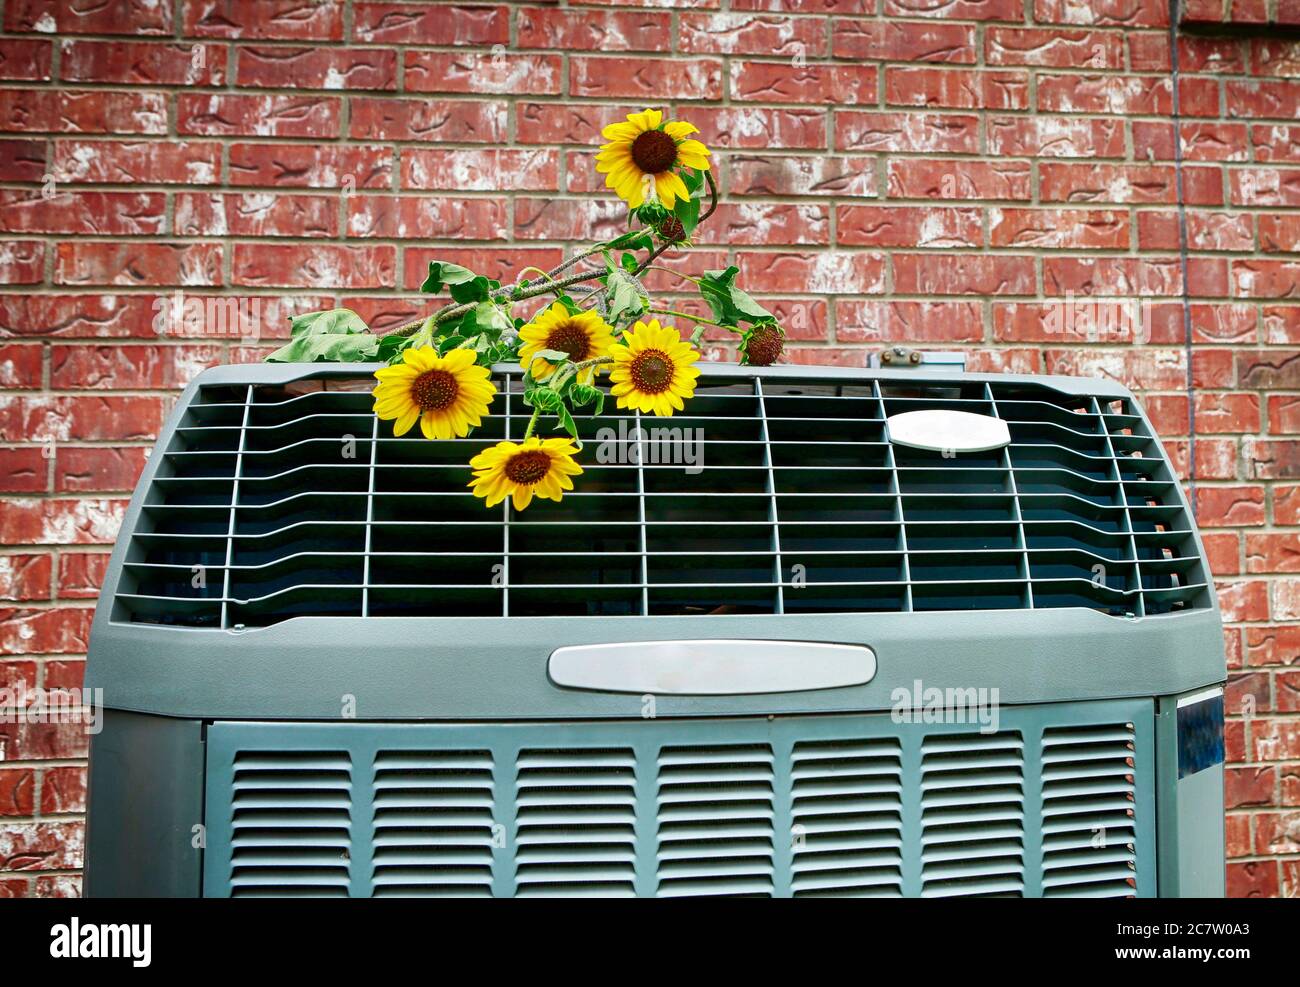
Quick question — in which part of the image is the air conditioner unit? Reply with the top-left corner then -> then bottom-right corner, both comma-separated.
84,362 -> 1226,898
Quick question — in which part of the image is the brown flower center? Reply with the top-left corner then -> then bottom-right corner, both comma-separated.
544,321 -> 592,362
504,450 -> 552,486
630,350 -> 674,394
410,369 -> 459,412
630,129 -> 678,174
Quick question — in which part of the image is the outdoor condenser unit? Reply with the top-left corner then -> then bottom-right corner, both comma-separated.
84,361 -> 1226,898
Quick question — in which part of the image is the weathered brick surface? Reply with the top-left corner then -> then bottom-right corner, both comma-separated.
0,0 -> 1296,898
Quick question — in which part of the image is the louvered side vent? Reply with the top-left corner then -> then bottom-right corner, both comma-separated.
656,744 -> 775,897
116,370 -> 1209,628
920,732 -> 1026,898
228,751 -> 352,898
370,750 -> 495,898
514,748 -> 638,897
1041,724 -> 1139,898
790,738 -> 904,897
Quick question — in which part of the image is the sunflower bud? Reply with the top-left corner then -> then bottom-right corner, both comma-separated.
741,323 -> 784,367
657,216 -> 687,244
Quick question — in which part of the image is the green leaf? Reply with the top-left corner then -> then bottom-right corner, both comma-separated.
606,270 -> 648,324
620,251 -> 639,274
556,405 -> 578,441
532,348 -> 571,363
267,307 -> 380,363
699,267 -> 775,328
288,308 -> 369,337
609,229 -> 652,251
449,275 -> 499,305
420,261 -> 476,295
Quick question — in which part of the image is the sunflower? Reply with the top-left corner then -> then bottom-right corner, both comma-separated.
608,318 -> 701,417
596,108 -> 711,210
468,436 -> 583,511
518,302 -> 616,384
372,346 -> 496,440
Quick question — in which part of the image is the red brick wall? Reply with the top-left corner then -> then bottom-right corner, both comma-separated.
0,0 -> 1296,898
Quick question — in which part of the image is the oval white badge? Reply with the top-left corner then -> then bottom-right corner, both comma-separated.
886,409 -> 1011,453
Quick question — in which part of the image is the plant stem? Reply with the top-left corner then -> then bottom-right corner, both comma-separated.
648,307 -> 724,327
522,407 -> 541,441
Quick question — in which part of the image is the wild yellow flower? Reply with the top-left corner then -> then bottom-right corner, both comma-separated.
517,302 -> 616,384
608,318 -> 700,417
468,436 -> 583,511
372,346 -> 495,440
595,108 -> 711,210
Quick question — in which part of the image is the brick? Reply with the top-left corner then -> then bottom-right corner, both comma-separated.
352,3 -> 508,44
988,117 -> 1124,158
0,140 -> 45,182
402,148 -> 559,193
989,208 -> 1128,249
836,300 -> 984,343
837,112 -> 979,154
348,196 -> 507,241
732,62 -> 876,105
1042,257 -> 1190,297
0,241 -> 43,284
405,52 -> 561,96
183,0 -> 344,40
0,608 -> 92,655
0,90 -> 166,136
1204,532 -> 1240,575
176,193 -> 336,239
1197,486 -> 1266,527
838,206 -> 981,248
52,140 -> 220,186
237,46 -> 397,90
681,12 -> 821,55
884,0 -> 1020,17
680,107 -> 826,150
1038,75 -> 1174,116
350,97 -> 506,143
1230,168 -> 1300,206
0,821 -> 83,871
528,8 -> 673,52
0,340 -> 42,384
232,244 -> 395,290
1034,0 -> 1169,27
1270,395 -> 1300,434
51,344 -> 223,391
1227,79 -> 1300,120
39,766 -> 86,815
1137,211 -> 1250,252
885,67 -> 1029,111
572,56 -> 722,100
0,191 -> 164,236
693,203 -> 833,247
735,251 -> 885,295
178,94 -> 340,138
55,242 -> 224,287
229,143 -> 391,189
1246,624 -> 1300,667
1253,125 -> 1300,164
831,20 -> 977,63
56,553 -> 109,600
886,160 -> 1031,200
59,40 -> 225,85
0,719 -> 91,760
1260,214 -> 1300,253
896,254 -> 1035,295
0,39 -> 51,80
401,248 -> 562,294
985,28 -> 1124,69
0,449 -> 45,494
1247,534 -> 1300,573
1234,261 -> 1300,299
6,0 -> 172,34
0,768 -> 36,815
728,155 -> 874,197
